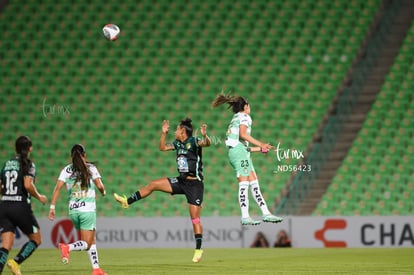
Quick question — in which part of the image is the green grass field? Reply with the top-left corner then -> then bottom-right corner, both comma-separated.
10,248 -> 414,274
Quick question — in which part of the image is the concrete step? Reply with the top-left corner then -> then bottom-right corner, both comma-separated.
326,151 -> 346,162
334,133 -> 356,143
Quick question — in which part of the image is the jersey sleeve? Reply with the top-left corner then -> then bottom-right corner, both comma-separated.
172,140 -> 179,150
195,136 -> 202,147
27,162 -> 36,178
89,164 -> 101,180
239,113 -> 252,126
58,166 -> 70,182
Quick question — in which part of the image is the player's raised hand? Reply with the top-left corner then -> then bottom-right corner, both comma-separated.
200,123 -> 208,136
162,120 -> 170,134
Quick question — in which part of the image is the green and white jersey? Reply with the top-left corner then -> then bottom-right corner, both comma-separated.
58,163 -> 101,214
225,112 -> 252,147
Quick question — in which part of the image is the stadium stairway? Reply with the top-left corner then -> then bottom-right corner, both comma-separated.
277,0 -> 414,215
298,0 -> 414,215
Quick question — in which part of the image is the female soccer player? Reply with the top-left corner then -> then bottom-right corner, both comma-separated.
48,144 -> 107,275
0,136 -> 48,275
212,93 -> 283,225
114,118 -> 211,263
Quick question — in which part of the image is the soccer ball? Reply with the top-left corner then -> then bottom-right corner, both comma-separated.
102,24 -> 120,41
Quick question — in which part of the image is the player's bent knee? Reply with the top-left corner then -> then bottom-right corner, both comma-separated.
30,232 -> 42,246
192,217 -> 201,225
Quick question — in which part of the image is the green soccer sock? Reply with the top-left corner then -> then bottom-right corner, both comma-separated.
0,248 -> 9,272
14,240 -> 38,264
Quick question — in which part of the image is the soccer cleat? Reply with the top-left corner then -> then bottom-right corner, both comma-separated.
6,259 -> 21,275
241,217 -> 261,226
113,193 -> 129,209
192,249 -> 203,263
92,268 -> 107,275
263,214 -> 284,223
59,243 -> 70,264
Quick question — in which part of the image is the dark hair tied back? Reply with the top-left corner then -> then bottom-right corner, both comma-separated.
71,144 -> 86,156
70,144 -> 90,189
211,92 -> 249,113
15,136 -> 32,176
180,117 -> 193,136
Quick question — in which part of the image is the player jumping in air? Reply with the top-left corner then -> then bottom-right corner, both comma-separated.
114,118 -> 211,263
212,92 -> 283,225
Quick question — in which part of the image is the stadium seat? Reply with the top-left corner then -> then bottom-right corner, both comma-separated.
315,20 -> 414,215
0,0 -> 386,217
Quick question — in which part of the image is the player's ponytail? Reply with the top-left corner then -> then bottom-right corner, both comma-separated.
15,136 -> 33,176
212,91 -> 249,113
71,144 -> 91,190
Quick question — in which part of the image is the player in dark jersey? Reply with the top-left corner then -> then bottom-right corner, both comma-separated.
114,118 -> 211,263
0,136 -> 48,275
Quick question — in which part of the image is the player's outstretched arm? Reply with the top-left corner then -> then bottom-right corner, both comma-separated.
239,124 -> 273,151
249,147 -> 271,154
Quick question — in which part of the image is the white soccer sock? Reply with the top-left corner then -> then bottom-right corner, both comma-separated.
238,181 -> 250,218
88,244 -> 100,269
250,180 -> 271,216
69,240 -> 88,251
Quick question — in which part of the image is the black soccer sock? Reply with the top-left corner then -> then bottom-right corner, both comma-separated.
14,240 -> 38,264
195,234 -> 203,250
0,248 -> 9,272
127,191 -> 142,205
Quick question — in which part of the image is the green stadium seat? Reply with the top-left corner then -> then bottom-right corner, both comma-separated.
0,0 -> 386,217
314,19 -> 414,215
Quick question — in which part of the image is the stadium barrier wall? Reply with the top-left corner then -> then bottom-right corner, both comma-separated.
7,216 -> 414,249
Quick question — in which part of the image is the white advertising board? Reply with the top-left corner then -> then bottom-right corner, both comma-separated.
5,216 -> 413,249
291,216 -> 414,248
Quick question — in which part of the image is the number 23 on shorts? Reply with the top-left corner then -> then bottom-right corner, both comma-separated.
240,159 -> 249,168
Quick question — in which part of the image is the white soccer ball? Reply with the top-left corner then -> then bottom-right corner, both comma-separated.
102,24 -> 120,41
